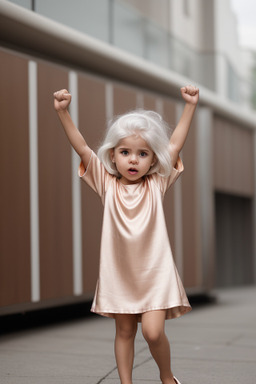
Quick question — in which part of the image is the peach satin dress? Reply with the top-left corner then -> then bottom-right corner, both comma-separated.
79,151 -> 191,321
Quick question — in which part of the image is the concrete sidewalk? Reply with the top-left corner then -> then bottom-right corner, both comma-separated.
0,286 -> 256,384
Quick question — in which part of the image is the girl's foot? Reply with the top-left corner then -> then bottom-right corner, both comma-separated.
162,377 -> 181,384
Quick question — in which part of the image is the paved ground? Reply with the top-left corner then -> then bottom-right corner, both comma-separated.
0,286 -> 256,384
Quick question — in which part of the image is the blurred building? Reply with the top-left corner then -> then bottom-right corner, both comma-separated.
0,0 -> 256,316
6,0 -> 256,109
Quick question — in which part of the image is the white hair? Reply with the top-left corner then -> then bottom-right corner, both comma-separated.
97,109 -> 173,177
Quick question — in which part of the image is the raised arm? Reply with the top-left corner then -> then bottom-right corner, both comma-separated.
54,89 -> 92,169
169,85 -> 199,168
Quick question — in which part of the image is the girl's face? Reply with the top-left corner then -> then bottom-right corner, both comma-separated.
111,135 -> 156,185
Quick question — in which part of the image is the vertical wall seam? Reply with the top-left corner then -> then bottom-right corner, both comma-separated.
195,111 -> 203,288
136,92 -> 144,108
69,71 -> 83,296
156,98 -> 164,116
28,60 -> 40,302
174,103 -> 184,279
196,107 -> 215,290
196,109 -> 205,289
105,82 -> 113,121
254,132 -> 256,283
156,98 -> 183,276
174,178 -> 184,279
157,98 -> 183,277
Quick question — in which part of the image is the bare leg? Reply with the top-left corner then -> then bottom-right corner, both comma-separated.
141,310 -> 176,384
115,314 -> 138,384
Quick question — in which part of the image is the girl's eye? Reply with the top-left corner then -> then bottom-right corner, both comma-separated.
121,150 -> 129,156
140,152 -> 148,157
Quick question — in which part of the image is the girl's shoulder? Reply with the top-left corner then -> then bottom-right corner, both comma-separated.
151,157 -> 184,194
79,150 -> 114,198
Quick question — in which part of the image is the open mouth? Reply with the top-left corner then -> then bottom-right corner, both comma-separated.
128,168 -> 138,175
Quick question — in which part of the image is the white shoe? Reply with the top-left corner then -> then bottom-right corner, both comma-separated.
174,377 -> 182,384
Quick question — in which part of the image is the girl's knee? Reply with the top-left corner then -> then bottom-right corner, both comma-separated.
117,324 -> 137,340
115,315 -> 138,340
142,326 -> 164,345
141,310 -> 167,345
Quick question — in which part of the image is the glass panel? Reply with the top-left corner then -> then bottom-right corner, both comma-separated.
251,76 -> 256,109
144,22 -> 169,68
35,0 -> 109,43
197,52 -> 216,91
113,1 -> 144,57
7,0 -> 32,9
227,62 -> 240,103
183,0 -> 190,17
169,36 -> 191,78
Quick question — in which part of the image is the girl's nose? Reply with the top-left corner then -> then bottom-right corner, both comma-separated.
129,154 -> 138,164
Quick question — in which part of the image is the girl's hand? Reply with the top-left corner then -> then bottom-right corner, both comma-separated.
54,89 -> 71,112
180,85 -> 199,105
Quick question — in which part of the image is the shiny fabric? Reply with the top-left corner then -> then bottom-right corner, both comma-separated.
79,151 -> 191,321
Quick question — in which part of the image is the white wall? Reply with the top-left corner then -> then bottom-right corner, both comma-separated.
214,0 -> 241,72
123,0 -> 170,30
214,0 -> 242,98
168,0 -> 205,51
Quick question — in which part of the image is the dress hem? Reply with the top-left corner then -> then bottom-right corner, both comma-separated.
91,303 -> 192,322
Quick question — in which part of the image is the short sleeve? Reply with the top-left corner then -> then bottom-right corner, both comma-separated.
152,156 -> 184,195
78,150 -> 112,200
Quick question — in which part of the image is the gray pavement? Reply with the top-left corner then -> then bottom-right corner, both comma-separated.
0,286 -> 256,384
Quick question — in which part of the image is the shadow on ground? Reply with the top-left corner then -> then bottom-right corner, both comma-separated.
0,293 -> 216,336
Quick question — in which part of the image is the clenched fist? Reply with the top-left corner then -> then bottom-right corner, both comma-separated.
53,89 -> 72,112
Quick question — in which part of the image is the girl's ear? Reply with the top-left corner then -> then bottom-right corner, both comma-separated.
151,154 -> 157,167
110,149 -> 115,163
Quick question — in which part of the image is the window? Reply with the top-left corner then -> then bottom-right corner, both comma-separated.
8,0 -> 32,9
183,0 -> 190,17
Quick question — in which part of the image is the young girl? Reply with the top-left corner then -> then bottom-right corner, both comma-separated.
54,85 -> 199,384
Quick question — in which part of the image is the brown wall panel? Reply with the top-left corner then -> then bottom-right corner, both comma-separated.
113,84 -> 137,115
213,117 -> 254,196
143,93 -> 157,111
142,95 -> 177,255
78,74 -> 106,294
0,50 -> 31,306
181,118 -> 199,287
37,62 -> 73,300
162,98 -> 176,133
162,99 -> 177,256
